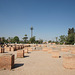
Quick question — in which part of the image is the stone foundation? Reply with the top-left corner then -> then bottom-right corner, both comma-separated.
52,50 -> 60,58
63,54 -> 75,69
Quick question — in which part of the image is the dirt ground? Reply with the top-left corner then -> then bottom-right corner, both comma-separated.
0,51 -> 75,75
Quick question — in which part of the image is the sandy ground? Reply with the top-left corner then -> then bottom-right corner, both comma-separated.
0,50 -> 75,75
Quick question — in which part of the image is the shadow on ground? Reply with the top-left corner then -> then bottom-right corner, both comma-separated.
4,52 -> 8,53
24,56 -> 29,58
28,52 -> 31,54
13,63 -> 24,69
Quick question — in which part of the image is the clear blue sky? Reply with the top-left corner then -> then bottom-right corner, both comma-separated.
0,0 -> 75,41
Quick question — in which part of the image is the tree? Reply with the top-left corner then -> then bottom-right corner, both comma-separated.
23,34 -> 28,43
74,34 -> 75,44
1,37 -> 5,43
29,36 -> 35,43
13,36 -> 19,43
35,40 -> 39,44
68,28 -> 74,35
0,37 -> 1,42
67,28 -> 75,44
39,39 -> 43,44
48,40 -> 52,43
67,33 -> 74,44
35,39 -> 43,44
8,37 -> 11,43
59,35 -> 67,44
10,37 -> 14,43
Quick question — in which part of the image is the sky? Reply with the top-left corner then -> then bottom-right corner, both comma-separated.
0,0 -> 75,41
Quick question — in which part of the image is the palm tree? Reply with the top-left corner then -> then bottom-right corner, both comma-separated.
1,37 -> 5,43
30,26 -> 33,37
0,37 -> 1,42
8,37 -> 11,43
23,34 -> 28,43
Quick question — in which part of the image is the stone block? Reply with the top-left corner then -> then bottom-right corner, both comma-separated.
0,54 -> 14,70
17,50 -> 24,58
11,47 -> 15,51
5,47 -> 11,52
24,49 -> 28,53
0,47 -> 4,53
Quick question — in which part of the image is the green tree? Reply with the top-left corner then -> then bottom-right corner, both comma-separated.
67,33 -> 74,44
13,36 -> 19,43
35,39 -> 43,44
23,34 -> 28,43
29,36 -> 35,43
35,40 -> 39,44
0,37 -> 1,42
67,28 -> 75,44
10,37 -> 14,43
1,37 -> 5,43
8,37 -> 11,43
59,35 -> 67,44
39,39 -> 43,44
48,40 -> 52,43
68,28 -> 74,35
